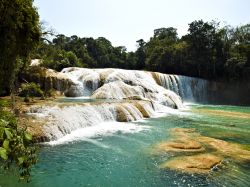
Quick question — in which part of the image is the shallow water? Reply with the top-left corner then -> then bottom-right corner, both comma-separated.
56,97 -> 115,103
0,103 -> 250,187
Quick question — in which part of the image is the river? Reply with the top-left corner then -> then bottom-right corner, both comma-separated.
1,101 -> 249,187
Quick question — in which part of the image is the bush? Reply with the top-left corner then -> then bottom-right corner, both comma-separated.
45,88 -> 56,97
19,83 -> 44,98
0,109 -> 38,181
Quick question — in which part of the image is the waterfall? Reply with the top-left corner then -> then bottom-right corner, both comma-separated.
62,68 -> 101,97
60,67 -> 183,108
26,68 -> 212,142
37,104 -> 116,140
153,72 -> 209,103
178,76 -> 209,102
59,67 -> 211,103
28,101 -> 170,141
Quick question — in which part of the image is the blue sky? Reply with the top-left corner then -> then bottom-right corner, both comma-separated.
34,0 -> 250,51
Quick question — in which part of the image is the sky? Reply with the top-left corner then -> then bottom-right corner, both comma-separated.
34,0 -> 250,51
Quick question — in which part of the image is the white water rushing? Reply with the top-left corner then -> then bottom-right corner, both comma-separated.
61,67 -> 208,103
47,122 -> 151,146
28,68 -> 208,143
28,101 -> 179,142
152,72 -> 209,102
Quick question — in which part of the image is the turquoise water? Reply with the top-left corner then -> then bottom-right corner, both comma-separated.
1,104 -> 250,187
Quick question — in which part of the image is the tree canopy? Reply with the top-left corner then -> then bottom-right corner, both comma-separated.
0,0 -> 40,181
0,0 -> 41,95
35,20 -> 250,82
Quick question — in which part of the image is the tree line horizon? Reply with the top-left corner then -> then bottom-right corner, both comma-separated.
35,20 -> 250,82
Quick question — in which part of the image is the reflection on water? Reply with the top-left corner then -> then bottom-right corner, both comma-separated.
0,104 -> 250,187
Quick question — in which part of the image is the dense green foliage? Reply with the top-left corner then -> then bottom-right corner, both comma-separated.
0,100 -> 37,181
34,35 -> 130,70
35,20 -> 250,81
19,83 -> 44,99
0,0 -> 40,181
0,0 -> 41,95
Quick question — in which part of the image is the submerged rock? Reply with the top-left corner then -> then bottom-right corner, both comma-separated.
154,127 -> 250,174
160,154 -> 222,174
156,139 -> 204,153
199,136 -> 250,161
193,108 -> 250,119
156,128 -> 250,161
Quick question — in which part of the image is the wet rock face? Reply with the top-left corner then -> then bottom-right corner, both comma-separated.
23,66 -> 74,94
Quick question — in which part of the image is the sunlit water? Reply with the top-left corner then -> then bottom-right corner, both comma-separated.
1,102 -> 250,187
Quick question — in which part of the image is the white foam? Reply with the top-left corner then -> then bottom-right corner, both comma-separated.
26,112 -> 48,118
47,122 -> 150,146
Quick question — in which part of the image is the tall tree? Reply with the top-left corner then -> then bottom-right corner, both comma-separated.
184,20 -> 217,78
154,27 -> 178,42
135,39 -> 146,69
0,0 -> 41,95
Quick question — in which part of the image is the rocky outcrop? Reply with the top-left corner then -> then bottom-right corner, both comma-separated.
22,66 -> 74,94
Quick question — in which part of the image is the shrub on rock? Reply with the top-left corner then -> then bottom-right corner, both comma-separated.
19,83 -> 44,98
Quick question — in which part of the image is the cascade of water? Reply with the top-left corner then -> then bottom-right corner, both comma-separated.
123,103 -> 144,120
26,68 -> 213,143
60,67 -> 209,103
163,75 -> 170,90
169,75 -> 179,95
173,75 -> 184,98
168,76 -> 174,91
39,104 -> 117,140
177,76 -> 209,102
62,67 -> 101,96
153,72 -> 209,103
28,101 -> 166,141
